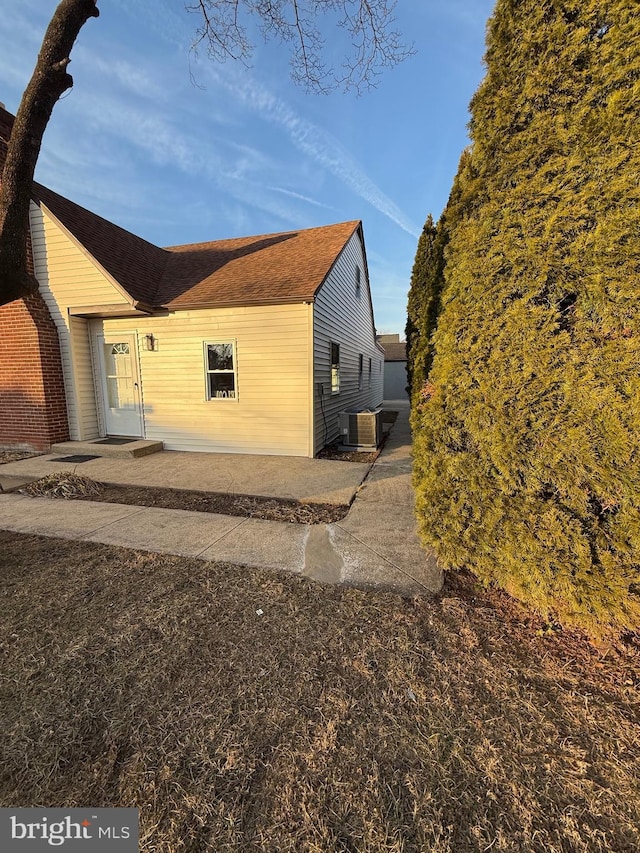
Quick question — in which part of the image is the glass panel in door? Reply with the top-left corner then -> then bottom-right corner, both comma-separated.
100,335 -> 143,436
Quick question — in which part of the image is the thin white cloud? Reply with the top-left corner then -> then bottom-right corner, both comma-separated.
207,66 -> 420,238
269,186 -> 335,211
74,48 -> 170,104
111,0 -> 193,50
67,92 -> 312,229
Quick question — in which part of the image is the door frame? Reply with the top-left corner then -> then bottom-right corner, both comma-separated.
95,331 -> 145,437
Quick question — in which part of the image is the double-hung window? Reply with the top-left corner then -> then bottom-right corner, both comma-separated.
368,358 -> 372,387
331,343 -> 340,394
205,342 -> 237,399
358,354 -> 364,390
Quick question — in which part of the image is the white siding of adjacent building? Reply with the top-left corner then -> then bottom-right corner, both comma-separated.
384,361 -> 409,400
312,229 -> 384,453
29,203 -> 128,440
92,303 -> 312,455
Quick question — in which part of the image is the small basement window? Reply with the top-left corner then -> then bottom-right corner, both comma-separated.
205,342 -> 237,399
331,342 -> 340,394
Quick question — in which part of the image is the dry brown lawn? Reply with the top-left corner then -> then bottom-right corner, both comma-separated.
0,531 -> 638,852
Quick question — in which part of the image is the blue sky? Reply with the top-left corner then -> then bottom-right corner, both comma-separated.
0,0 -> 495,334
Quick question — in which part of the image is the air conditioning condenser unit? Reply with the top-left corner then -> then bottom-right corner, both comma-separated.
338,409 -> 382,450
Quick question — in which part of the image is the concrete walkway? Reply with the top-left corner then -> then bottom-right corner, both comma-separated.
0,403 -> 442,595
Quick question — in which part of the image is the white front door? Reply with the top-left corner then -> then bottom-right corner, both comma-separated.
98,334 -> 144,437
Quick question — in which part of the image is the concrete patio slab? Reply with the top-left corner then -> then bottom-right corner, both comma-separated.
0,448 -> 370,505
82,506 -> 245,558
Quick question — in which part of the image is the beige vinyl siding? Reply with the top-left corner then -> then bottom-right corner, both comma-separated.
69,317 -> 99,438
29,203 -> 108,439
94,304 -> 311,455
313,229 -> 384,453
32,205 -> 130,308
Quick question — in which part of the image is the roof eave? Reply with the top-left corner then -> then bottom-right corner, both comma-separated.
309,220 -> 362,299
68,301 -> 154,318
160,295 -> 317,312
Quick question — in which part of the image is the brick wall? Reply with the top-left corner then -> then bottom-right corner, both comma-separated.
0,293 -> 69,451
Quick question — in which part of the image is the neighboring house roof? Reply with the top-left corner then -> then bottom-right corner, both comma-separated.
381,342 -> 407,362
1,103 -> 362,313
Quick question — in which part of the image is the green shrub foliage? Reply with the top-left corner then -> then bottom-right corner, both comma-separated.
406,216 -> 436,399
405,215 -> 448,400
412,0 -> 640,635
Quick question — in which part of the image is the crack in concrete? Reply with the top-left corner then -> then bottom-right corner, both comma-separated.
195,516 -> 249,557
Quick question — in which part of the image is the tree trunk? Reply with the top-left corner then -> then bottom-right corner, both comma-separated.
0,0 -> 99,307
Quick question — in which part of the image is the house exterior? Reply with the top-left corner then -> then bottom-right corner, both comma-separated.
376,334 -> 408,400
0,106 -> 383,457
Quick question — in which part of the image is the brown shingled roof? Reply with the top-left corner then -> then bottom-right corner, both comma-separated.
1,104 -> 360,311
33,188 -> 359,309
161,221 -> 360,309
382,341 -> 407,361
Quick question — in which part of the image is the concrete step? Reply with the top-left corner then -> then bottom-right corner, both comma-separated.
50,439 -> 164,459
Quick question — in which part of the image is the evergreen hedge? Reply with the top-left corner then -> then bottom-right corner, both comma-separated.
405,215 -> 448,401
412,0 -> 640,635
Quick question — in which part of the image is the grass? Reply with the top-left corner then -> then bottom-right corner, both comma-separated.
0,531 -> 638,852
0,450 -> 40,464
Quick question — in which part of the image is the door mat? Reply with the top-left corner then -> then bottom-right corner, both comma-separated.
53,455 -> 101,463
94,437 -> 138,445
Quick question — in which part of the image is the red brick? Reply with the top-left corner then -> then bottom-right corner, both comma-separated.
0,293 -> 69,451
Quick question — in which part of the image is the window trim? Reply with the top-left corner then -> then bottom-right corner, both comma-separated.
331,342 -> 340,395
204,340 -> 238,401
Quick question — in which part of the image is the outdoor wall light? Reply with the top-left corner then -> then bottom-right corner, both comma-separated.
144,334 -> 156,351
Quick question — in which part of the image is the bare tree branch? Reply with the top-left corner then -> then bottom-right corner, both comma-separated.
187,0 -> 253,65
188,0 -> 414,93
0,0 -> 99,305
